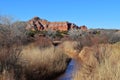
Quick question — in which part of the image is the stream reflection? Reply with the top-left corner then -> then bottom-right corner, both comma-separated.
55,59 -> 76,80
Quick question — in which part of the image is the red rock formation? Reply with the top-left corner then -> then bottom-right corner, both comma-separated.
79,25 -> 88,31
26,17 -> 48,31
48,22 -> 77,31
26,16 -> 87,31
48,22 -> 67,31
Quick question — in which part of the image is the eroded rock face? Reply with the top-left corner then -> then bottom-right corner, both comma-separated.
48,22 -> 78,31
26,17 -> 48,31
26,17 -> 80,31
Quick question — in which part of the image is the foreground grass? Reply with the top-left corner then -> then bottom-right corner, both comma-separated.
0,43 -> 70,80
19,43 -> 70,80
73,42 -> 120,80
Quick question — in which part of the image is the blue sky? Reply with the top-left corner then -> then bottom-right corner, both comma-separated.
0,0 -> 120,29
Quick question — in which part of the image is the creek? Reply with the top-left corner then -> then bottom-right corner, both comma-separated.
54,59 -> 76,80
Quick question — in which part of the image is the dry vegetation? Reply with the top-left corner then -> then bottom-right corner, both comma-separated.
67,29 -> 120,80
0,16 -> 70,80
0,16 -> 27,80
0,16 -> 120,80
19,43 -> 70,80
73,42 -> 120,80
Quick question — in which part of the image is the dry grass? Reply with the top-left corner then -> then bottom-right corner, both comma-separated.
73,42 -> 120,80
0,38 -> 70,80
19,43 -> 70,80
0,70 -> 15,80
60,41 -> 79,58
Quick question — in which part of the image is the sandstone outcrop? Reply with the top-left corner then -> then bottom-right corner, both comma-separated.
26,17 -> 49,31
26,16 -> 84,31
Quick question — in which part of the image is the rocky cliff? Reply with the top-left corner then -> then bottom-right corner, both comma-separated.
26,17 -> 87,31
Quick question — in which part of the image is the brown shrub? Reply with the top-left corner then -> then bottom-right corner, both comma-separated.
34,34 -> 53,49
0,16 -> 27,80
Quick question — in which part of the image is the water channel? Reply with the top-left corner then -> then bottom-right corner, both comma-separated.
54,59 -> 76,80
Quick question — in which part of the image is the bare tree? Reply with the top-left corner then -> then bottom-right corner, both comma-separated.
0,16 -> 27,80
46,29 -> 56,40
109,31 -> 120,43
68,29 -> 87,40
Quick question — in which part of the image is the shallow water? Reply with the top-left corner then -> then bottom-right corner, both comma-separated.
55,59 -> 76,80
